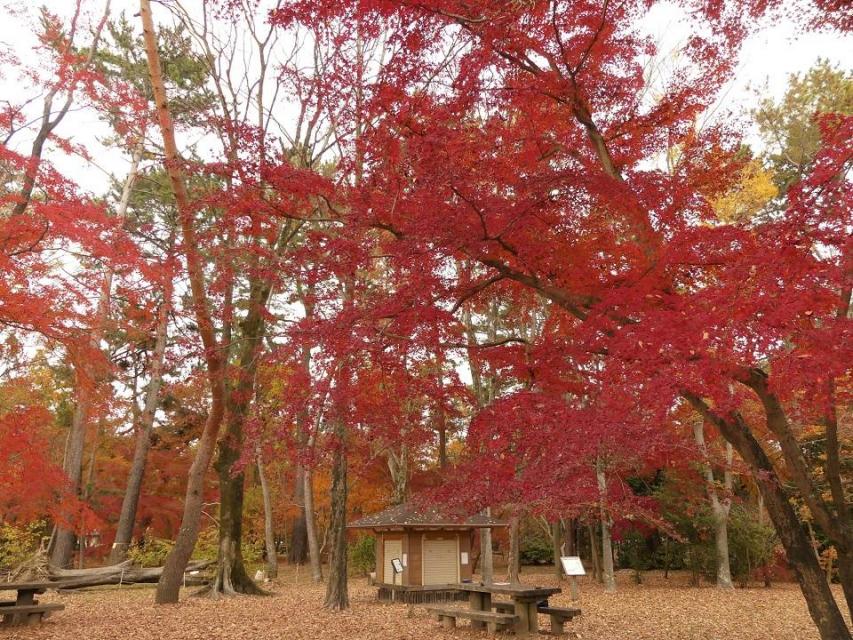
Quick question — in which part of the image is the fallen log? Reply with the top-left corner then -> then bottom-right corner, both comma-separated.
46,561 -> 213,590
48,560 -> 133,579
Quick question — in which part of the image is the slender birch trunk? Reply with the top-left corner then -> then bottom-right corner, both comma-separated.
507,514 -> 520,585
51,144 -> 142,568
257,454 -> 278,580
304,466 -> 323,582
109,261 -> 171,564
588,522 -> 602,583
596,459 -> 616,593
693,419 -> 734,588
552,520 -> 563,581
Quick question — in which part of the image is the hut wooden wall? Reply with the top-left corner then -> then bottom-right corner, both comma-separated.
407,532 -> 422,586
459,532 -> 473,581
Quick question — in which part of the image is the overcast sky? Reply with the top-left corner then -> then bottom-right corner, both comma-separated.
1,0 -> 850,196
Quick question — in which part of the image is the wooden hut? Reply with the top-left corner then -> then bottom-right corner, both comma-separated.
348,502 -> 506,603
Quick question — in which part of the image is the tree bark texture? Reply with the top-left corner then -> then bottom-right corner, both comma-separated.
692,419 -> 734,589
109,282 -> 170,564
257,454 -> 278,579
588,522 -> 602,583
387,445 -> 409,506
552,520 -> 563,581
686,393 -> 851,640
304,466 -> 323,582
211,271 -> 278,596
597,461 -> 616,593
52,144 -> 142,568
507,514 -> 520,585
324,421 -> 349,610
288,464 -> 308,565
140,0 -> 227,605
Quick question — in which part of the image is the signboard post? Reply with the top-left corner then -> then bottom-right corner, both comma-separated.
391,558 -> 404,582
560,556 -> 585,602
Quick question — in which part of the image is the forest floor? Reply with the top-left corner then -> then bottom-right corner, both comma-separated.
2,565 -> 849,640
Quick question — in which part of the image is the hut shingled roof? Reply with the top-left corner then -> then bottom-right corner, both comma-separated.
347,502 -> 506,529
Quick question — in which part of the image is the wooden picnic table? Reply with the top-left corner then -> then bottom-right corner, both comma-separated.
455,582 -> 561,636
0,581 -> 65,627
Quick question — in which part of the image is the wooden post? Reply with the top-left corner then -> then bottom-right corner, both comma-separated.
470,591 -> 485,629
514,599 -> 531,638
550,613 -> 565,635
569,575 -> 579,602
527,602 -> 539,632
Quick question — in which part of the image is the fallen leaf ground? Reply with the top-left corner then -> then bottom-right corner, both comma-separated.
2,566 -> 849,639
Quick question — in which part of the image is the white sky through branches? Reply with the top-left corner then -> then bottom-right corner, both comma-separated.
0,0 -> 850,198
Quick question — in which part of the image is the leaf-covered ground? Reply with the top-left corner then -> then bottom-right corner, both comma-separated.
3,567 -> 849,639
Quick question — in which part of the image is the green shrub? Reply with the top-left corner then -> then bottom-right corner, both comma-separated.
619,529 -> 653,583
727,505 -> 777,585
348,534 -> 375,576
0,521 -> 45,569
189,526 -> 263,567
127,536 -> 174,568
519,530 -> 552,565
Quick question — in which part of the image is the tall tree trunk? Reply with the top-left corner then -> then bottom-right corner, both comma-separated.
289,467 -> 308,565
387,446 -> 408,506
565,518 -> 576,556
551,520 -> 563,581
51,393 -> 91,567
507,514 -> 520,585
588,522 -> 602,583
110,251 -> 171,565
141,0 -> 227,605
211,270 -> 280,596
687,393 -> 851,640
757,492 -> 772,588
597,460 -> 616,593
693,419 -> 734,589
824,380 -> 853,618
304,466 -> 323,582
739,370 -> 853,616
480,508 -> 494,584
257,454 -> 277,580
211,415 -> 264,596
211,411 -> 256,596
53,143 -> 142,568
437,411 -> 447,469
837,547 -> 853,619
324,421 -> 349,610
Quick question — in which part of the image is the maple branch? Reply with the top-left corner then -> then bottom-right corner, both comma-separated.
734,367 -> 839,542
12,0 -> 112,216
572,0 -> 612,78
450,274 -> 506,314
446,336 -> 529,350
478,256 -> 591,321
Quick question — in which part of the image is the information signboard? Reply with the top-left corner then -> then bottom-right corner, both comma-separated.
560,556 -> 586,576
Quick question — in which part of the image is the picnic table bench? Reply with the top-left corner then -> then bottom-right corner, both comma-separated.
426,582 -> 563,636
491,600 -> 581,634
0,582 -> 66,627
425,606 -> 517,634
537,605 -> 581,634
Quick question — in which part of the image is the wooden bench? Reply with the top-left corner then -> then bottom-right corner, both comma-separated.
1,602 -> 65,627
492,600 -> 515,614
425,605 -> 517,634
536,605 -> 581,634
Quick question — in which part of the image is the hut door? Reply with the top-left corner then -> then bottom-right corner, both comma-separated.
383,539 -> 403,585
422,536 -> 459,585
